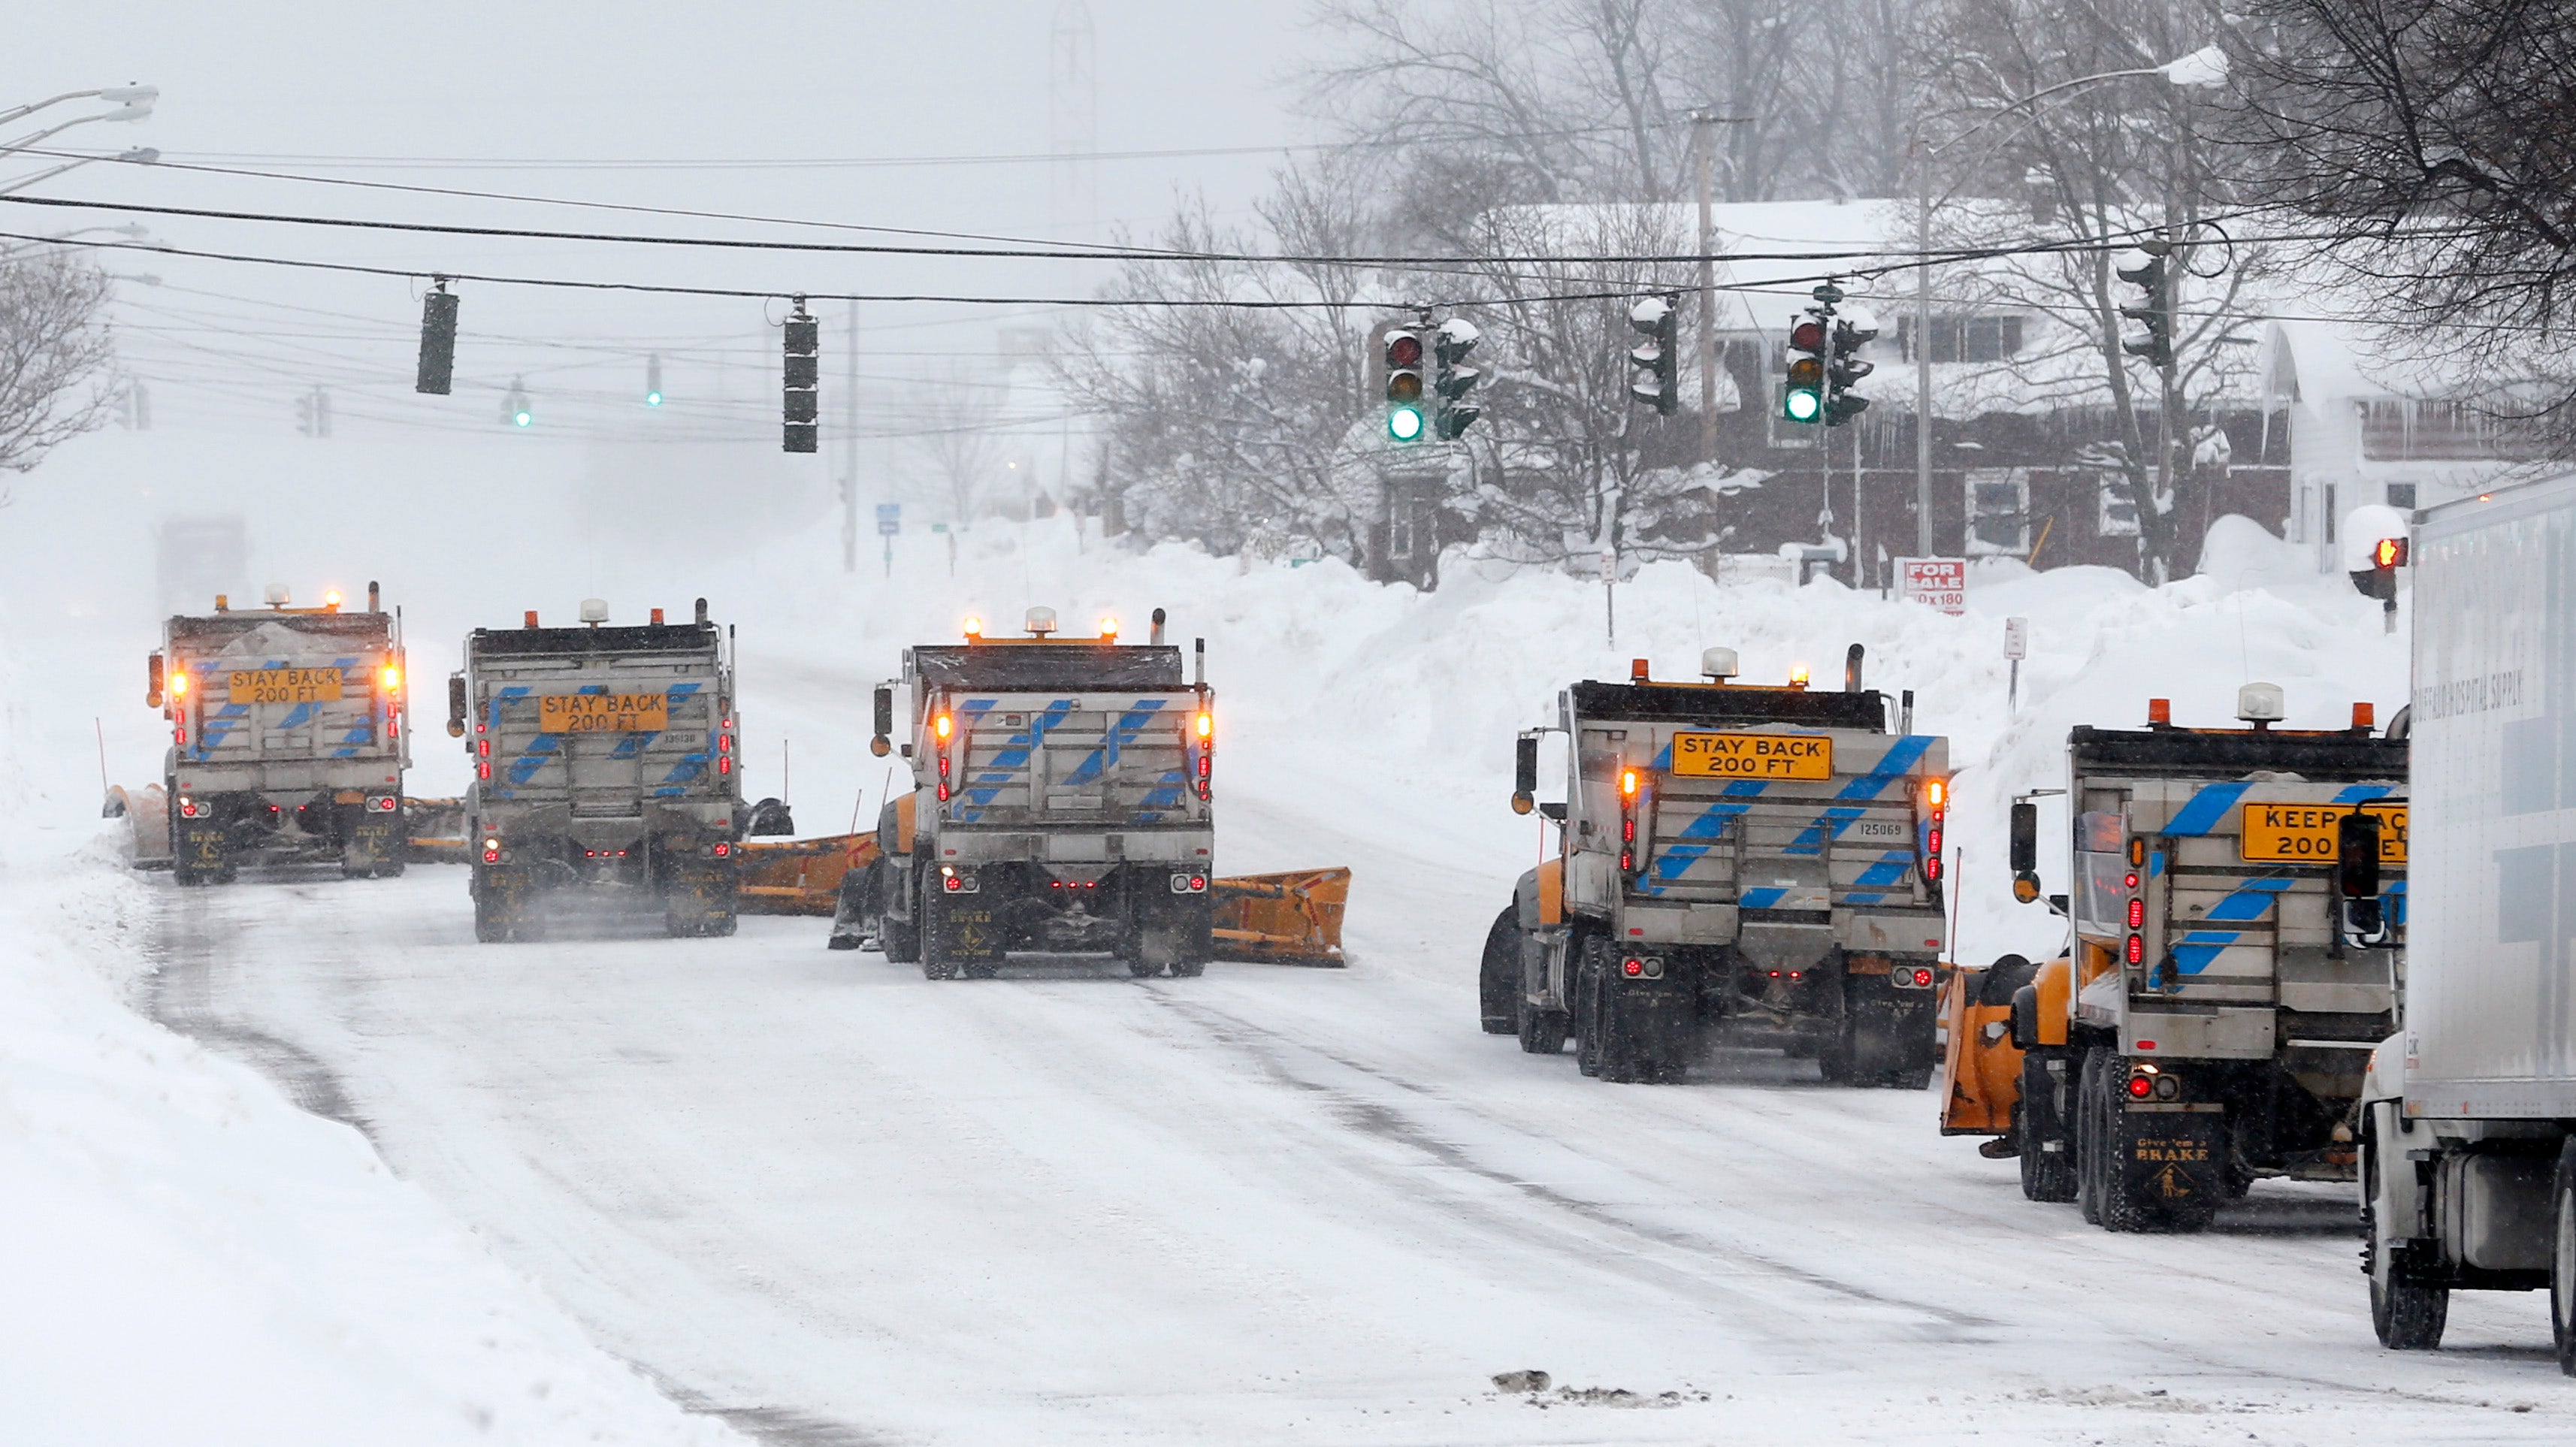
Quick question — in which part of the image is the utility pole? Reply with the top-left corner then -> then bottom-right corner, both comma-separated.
1692,111 -> 1719,469
841,300 -> 859,574
1914,150 -> 1936,560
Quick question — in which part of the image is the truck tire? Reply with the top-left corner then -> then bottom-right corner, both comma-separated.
2085,1047 -> 2157,1234
2366,1118 -> 2449,1350
2075,1049 -> 2106,1225
2016,1053 -> 2079,1203
877,867 -> 921,962
1479,908 -> 1520,1035
473,887 -> 507,944
1573,951 -> 1608,1078
2549,1137 -> 2576,1373
918,879 -> 960,980
1516,982 -> 1570,1056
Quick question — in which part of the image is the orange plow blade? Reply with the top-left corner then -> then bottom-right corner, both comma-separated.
1210,867 -> 1350,966
738,834 -> 882,915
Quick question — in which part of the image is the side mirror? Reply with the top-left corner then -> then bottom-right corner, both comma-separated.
2009,800 -> 2038,875
871,685 -> 894,758
2337,809 -> 2383,899
1511,734 -> 1538,814
446,674 -> 468,739
146,652 -> 165,708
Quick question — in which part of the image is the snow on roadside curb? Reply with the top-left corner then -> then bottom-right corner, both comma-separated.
0,672 -> 744,1444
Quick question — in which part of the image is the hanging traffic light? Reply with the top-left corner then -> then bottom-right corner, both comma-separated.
295,390 -> 316,437
1432,318 -> 1483,441
645,353 -> 664,408
415,280 -> 457,396
1783,316 -> 1828,424
2117,241 -> 2174,370
784,300 -> 819,454
503,377 -> 532,429
1825,310 -> 1876,427
1627,295 -> 1677,415
1384,328 -> 1427,443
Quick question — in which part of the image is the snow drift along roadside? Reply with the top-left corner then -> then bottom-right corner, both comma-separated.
0,624 -> 742,1446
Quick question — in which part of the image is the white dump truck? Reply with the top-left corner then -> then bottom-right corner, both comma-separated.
840,606 -> 1217,979
143,582 -> 410,884
2358,470 -> 2576,1370
1480,646 -> 1949,1086
446,597 -> 776,942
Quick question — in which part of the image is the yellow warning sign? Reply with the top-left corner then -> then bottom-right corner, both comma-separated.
2239,801 -> 2406,864
1671,732 -> 1834,780
539,692 -> 670,733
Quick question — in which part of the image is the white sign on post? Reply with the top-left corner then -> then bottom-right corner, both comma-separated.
1895,557 -> 1968,615
2003,616 -> 2028,660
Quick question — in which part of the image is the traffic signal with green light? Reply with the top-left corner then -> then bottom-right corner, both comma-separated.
503,377 -> 532,429
646,353 -> 664,408
1783,315 -> 1827,424
1385,328 -> 1427,443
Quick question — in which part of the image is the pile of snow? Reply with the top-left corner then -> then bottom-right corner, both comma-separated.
0,609 -> 742,1446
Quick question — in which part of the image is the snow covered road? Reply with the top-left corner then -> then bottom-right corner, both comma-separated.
145,846 -> 2576,1445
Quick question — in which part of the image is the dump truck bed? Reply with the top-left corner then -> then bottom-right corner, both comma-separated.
467,623 -> 730,810
168,612 -> 402,778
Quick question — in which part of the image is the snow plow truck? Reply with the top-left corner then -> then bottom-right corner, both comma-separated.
833,606 -> 1222,979
124,582 -> 411,884
446,597 -> 783,942
1480,646 -> 1951,1086
1937,684 -> 2406,1233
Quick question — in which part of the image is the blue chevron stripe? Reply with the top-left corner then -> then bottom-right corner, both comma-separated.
2166,782 -> 2251,836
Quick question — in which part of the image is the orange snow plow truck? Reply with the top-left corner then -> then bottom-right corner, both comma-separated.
1938,684 -> 2407,1233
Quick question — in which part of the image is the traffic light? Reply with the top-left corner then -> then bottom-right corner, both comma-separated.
295,390 -> 315,437
1432,318 -> 1483,440
1783,314 -> 1827,424
1825,310 -> 1875,427
416,282 -> 457,396
1384,328 -> 1426,443
1627,295 -> 1677,415
2116,241 -> 2174,370
783,301 -> 819,453
503,377 -> 532,429
645,353 -> 664,408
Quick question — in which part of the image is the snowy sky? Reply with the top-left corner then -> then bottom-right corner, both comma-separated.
4,2 -> 1316,446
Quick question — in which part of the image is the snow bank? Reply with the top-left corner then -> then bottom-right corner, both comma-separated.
0,615 -> 741,1446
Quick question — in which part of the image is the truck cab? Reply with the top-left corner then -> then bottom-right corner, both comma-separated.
1948,683 -> 2405,1233
1480,646 -> 1949,1085
150,582 -> 410,884
842,606 -> 1217,980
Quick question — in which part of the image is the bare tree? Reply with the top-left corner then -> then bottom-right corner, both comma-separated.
2224,0 -> 2576,437
0,249 -> 116,491
1917,0 -> 2250,582
908,363 -> 1005,523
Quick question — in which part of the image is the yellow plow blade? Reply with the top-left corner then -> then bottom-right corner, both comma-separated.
737,834 -> 882,916
406,796 -> 472,865
1210,867 -> 1350,967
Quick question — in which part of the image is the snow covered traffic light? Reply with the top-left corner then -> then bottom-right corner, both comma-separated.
1432,318 -> 1482,440
1826,310 -> 1875,427
1627,295 -> 1677,416
414,281 -> 457,396
783,301 -> 820,454
503,377 -> 532,429
2117,242 -> 2174,370
1383,328 -> 1427,443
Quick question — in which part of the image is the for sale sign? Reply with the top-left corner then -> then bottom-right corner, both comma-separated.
1896,557 -> 1967,615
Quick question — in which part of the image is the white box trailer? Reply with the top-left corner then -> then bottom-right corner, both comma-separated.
2358,470 -> 2576,1370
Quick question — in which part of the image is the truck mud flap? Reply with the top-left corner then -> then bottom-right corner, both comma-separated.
927,897 -> 1006,962
2120,1108 -> 2227,1214
176,819 -> 227,876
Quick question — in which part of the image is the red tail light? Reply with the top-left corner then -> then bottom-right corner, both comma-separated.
477,761 -> 491,780
944,875 -> 963,892
1622,957 -> 1644,977
1912,967 -> 1934,987
1925,827 -> 1943,881
2127,1073 -> 2154,1099
712,841 -> 730,857
2127,898 -> 2145,929
2126,933 -> 2144,965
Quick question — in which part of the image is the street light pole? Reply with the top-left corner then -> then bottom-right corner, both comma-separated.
1907,47 -> 2226,560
